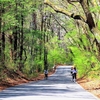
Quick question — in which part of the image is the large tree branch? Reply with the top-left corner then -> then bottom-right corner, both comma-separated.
44,0 -> 71,17
44,0 -> 86,22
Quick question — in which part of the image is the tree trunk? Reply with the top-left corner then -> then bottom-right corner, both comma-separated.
20,14 -> 24,61
80,0 -> 95,30
13,26 -> 18,61
2,31 -> 5,67
80,0 -> 100,57
32,12 -> 37,30
0,3 -> 2,64
43,13 -> 48,70
0,4 -> 5,68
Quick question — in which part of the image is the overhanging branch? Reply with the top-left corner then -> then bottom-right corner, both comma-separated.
44,0 -> 86,22
44,0 -> 72,17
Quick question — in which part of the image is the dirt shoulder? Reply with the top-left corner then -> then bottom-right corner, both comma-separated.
77,78 -> 100,99
0,70 -> 55,91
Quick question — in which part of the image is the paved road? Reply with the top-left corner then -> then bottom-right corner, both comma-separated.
0,66 -> 99,100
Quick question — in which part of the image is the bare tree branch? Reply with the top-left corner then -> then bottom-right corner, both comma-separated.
51,12 -> 68,33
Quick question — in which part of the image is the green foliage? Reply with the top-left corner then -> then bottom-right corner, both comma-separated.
48,48 -> 66,65
70,46 -> 90,77
66,31 -> 100,78
97,20 -> 100,30
47,36 -> 67,66
90,6 -> 100,13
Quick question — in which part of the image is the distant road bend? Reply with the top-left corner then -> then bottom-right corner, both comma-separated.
0,66 -> 99,100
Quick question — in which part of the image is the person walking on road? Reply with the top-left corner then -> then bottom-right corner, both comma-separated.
70,67 -> 73,81
72,66 -> 77,82
44,69 -> 48,80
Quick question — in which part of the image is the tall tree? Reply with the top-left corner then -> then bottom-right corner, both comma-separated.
0,2 -> 6,68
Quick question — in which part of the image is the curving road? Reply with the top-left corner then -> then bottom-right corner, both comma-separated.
0,66 -> 99,100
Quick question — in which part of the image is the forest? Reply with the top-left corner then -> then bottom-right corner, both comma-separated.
0,0 -> 100,82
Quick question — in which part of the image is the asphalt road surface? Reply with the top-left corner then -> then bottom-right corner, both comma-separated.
0,66 -> 99,100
